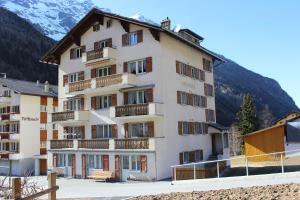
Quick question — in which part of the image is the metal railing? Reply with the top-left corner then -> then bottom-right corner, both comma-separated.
171,149 -> 300,181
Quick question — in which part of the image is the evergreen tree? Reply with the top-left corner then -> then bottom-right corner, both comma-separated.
236,94 -> 258,135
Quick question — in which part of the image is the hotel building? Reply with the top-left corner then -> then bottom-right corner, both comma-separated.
41,8 -> 229,181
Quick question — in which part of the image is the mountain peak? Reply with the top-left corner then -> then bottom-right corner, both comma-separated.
129,13 -> 159,26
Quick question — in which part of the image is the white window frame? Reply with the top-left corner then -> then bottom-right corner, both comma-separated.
182,122 -> 189,135
129,32 -> 138,46
195,150 -> 202,162
95,95 -> 112,110
10,123 -> 19,133
95,124 -> 112,139
11,105 -> 20,113
64,127 -> 83,139
128,90 -> 147,105
128,59 -> 147,74
96,66 -> 112,78
10,142 -> 19,152
68,72 -> 80,83
180,92 -> 188,105
3,90 -> 11,97
40,105 -> 47,112
40,123 -> 47,130
106,20 -> 112,28
68,98 -> 82,111
128,123 -> 149,138
183,152 -> 189,164
40,141 -> 46,148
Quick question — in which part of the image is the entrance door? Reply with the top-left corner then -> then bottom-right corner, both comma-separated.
115,155 -> 120,181
211,134 -> 217,155
39,159 -> 47,175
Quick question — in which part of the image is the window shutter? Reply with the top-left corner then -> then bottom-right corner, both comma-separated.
178,121 -> 182,135
137,30 -> 143,43
189,151 -> 195,163
200,150 -> 204,160
72,154 -> 76,177
91,96 -> 96,110
91,125 -> 97,138
53,153 -> 57,167
124,123 -> 128,138
94,41 -> 99,50
176,61 -> 180,74
91,69 -> 96,78
146,57 -> 152,72
112,124 -> 118,138
205,109 -> 209,122
70,48 -> 75,59
79,71 -> 84,81
111,94 -> 117,106
189,122 -> 194,134
122,34 -> 129,46
82,154 -> 86,178
179,152 -> 183,164
102,155 -> 109,171
188,94 -> 193,106
80,126 -> 85,139
107,38 -> 112,48
140,155 -> 147,173
115,155 -> 120,180
147,121 -> 154,137
177,91 -> 181,104
123,62 -> 128,73
7,106 -> 10,113
80,98 -> 85,110
111,64 -> 117,74
63,101 -> 68,111
186,65 -> 191,77
93,24 -> 96,32
124,92 -> 128,105
200,70 -> 205,81
63,75 -> 68,86
146,88 -> 153,103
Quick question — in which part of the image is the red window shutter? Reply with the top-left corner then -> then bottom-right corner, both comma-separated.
146,57 -> 152,72
146,88 -> 153,103
94,41 -> 99,50
140,155 -> 147,173
91,125 -> 97,138
123,62 -> 128,73
178,121 -> 182,135
177,91 -> 181,104
82,154 -> 86,178
91,96 -> 96,110
70,48 -> 75,59
205,109 -> 209,122
107,38 -> 112,48
111,64 -> 117,74
112,124 -> 118,138
186,65 -> 191,77
124,123 -> 129,138
188,94 -> 193,106
79,71 -> 84,81
147,121 -> 154,137
124,92 -> 128,105
80,126 -> 85,139
80,98 -> 84,110
189,122 -> 194,134
115,155 -> 120,180
176,61 -> 180,74
137,30 -> 143,43
63,75 -> 68,86
91,69 -> 96,78
53,153 -> 57,167
122,34 -> 129,46
179,153 -> 183,164
72,154 -> 76,177
189,151 -> 195,163
111,94 -> 117,106
102,155 -> 109,171
7,106 -> 10,113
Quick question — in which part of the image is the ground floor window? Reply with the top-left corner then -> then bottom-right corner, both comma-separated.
87,154 -> 103,169
122,155 -> 142,172
56,154 -> 73,167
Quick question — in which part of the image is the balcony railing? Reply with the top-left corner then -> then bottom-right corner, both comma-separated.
1,114 -> 10,121
96,74 -> 122,88
50,140 -> 74,149
78,139 -> 109,149
115,104 -> 149,117
68,79 -> 91,93
86,49 -> 104,61
0,153 -> 9,160
52,111 -> 74,122
115,138 -> 149,149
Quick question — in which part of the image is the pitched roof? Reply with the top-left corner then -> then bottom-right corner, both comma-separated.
208,122 -> 229,131
273,111 -> 300,125
0,78 -> 58,97
41,8 -> 224,64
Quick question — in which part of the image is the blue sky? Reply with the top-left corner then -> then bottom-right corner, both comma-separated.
94,0 -> 300,107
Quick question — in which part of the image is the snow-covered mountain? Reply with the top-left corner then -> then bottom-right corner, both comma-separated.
0,0 -> 157,40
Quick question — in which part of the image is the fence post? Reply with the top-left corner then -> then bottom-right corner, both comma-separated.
281,153 -> 284,173
173,167 -> 176,181
245,156 -> 249,176
12,177 -> 21,200
48,172 -> 57,200
217,161 -> 220,178
193,164 -> 196,180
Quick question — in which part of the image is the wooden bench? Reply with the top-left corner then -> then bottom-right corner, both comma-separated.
87,170 -> 114,182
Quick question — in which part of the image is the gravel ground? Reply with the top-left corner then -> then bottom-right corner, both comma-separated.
130,184 -> 300,200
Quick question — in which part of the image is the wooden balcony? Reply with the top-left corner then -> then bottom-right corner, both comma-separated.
52,111 -> 74,122
0,153 -> 9,160
83,47 -> 117,67
115,138 -> 149,149
68,79 -> 91,93
115,104 -> 149,117
1,114 -> 10,121
78,139 -> 109,149
50,140 -> 74,149
96,74 -> 122,88
87,49 -> 104,61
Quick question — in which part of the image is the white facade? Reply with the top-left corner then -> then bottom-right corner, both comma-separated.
46,11 -> 228,181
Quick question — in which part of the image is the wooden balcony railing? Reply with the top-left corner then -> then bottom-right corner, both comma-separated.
78,139 -> 109,149
96,74 -> 122,88
115,138 -> 149,149
69,79 -> 91,93
50,140 -> 73,149
87,49 -> 104,61
115,104 -> 149,117
52,111 -> 74,122
1,114 -> 10,121
0,153 -> 9,159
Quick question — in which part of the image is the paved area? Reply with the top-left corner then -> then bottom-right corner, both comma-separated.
3,172 -> 300,199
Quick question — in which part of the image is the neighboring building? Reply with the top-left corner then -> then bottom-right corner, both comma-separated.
0,78 -> 57,176
274,111 -> 300,126
41,8 -> 228,181
244,112 -> 300,161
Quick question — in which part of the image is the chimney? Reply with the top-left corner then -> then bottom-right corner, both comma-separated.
161,17 -> 171,30
44,81 -> 50,93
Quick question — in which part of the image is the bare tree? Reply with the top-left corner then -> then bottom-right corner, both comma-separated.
229,125 -> 243,156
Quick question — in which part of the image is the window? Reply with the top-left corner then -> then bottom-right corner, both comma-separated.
1,143 -> 6,151
129,32 -> 138,45
95,40 -> 108,49
40,105 -> 47,112
87,155 -> 103,169
183,152 -> 189,164
0,107 -> 9,114
206,109 -> 216,122
57,154 -> 66,167
67,98 -> 82,111
40,141 -> 46,148
179,92 -> 188,105
182,122 -> 189,135
52,124 -> 58,130
128,59 -> 147,74
191,67 -> 199,79
128,123 -> 149,138
40,123 -> 47,130
194,122 -> 203,134
70,47 -> 82,59
128,90 -> 148,104
195,150 -> 203,162
178,62 -> 187,75
64,127 -> 83,139
203,58 -> 212,72
199,70 -> 205,81
95,67 -> 112,78
3,90 -> 11,97
10,123 -> 19,133
11,106 -> 20,113
122,156 -> 129,170
192,95 -> 206,107
67,154 -> 72,167
94,124 -> 112,139
205,83 -> 214,97
53,106 -> 58,112
93,23 -> 100,32
68,72 -> 80,83
10,142 -> 19,152
94,95 -> 112,110
131,155 -> 141,171
106,20 -> 112,28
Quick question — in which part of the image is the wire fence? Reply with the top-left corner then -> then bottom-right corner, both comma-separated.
171,149 -> 300,181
